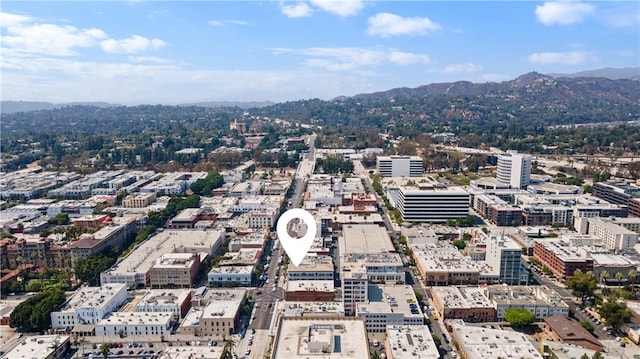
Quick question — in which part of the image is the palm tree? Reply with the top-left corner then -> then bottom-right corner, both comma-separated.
600,271 -> 609,286
221,337 -> 235,359
615,272 -> 624,292
628,269 -> 637,285
99,343 -> 110,359
73,336 -> 88,357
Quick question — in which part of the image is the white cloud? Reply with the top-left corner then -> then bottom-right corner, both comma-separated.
100,35 -> 167,54
128,56 -> 172,64
366,12 -> 441,37
281,2 -> 313,18
527,51 -> 593,65
535,2 -> 595,25
389,51 -> 431,65
0,11 -> 32,27
276,46 -> 431,71
0,11 -> 107,56
0,54 -> 375,104
208,19 -> 250,26
309,0 -> 363,17
444,63 -> 483,74
278,0 -> 362,18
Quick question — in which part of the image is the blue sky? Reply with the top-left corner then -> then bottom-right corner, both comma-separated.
1,1 -> 638,105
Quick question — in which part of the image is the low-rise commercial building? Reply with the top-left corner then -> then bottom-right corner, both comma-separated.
95,311 -> 174,337
485,284 -> 569,320
285,280 -> 335,301
543,315 -> 603,352
134,289 -> 192,318
101,230 -> 223,288
385,325 -> 440,359
449,319 -> 542,359
149,252 -> 202,289
431,287 -> 495,323
208,265 -> 254,287
271,317 -> 369,359
51,283 -> 127,329
3,335 -> 70,359
180,289 -> 247,337
356,285 -> 424,333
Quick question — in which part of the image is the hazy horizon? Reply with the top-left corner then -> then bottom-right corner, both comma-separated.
2,1 -> 639,105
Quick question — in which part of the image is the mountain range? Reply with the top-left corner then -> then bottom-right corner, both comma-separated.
1,67 -> 637,115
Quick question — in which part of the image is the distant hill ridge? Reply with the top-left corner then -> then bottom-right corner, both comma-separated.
350,69 -> 639,101
1,67 -> 638,114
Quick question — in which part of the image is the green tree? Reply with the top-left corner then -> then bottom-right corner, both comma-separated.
432,334 -> 441,347
452,240 -> 467,250
221,338 -> 235,359
628,269 -> 637,285
190,171 -> 224,196
54,212 -> 69,225
592,352 -> 604,359
9,287 -> 66,331
600,270 -> 609,286
504,308 -> 535,327
580,321 -> 594,333
414,291 -> 423,303
74,254 -> 116,284
99,343 -> 110,359
566,269 -> 597,305
599,299 -> 632,329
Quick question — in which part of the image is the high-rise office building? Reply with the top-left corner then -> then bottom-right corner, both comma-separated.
497,152 -> 532,189
376,156 -> 423,177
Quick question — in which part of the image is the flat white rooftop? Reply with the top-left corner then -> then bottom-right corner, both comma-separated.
432,287 -> 493,309
273,317 -> 369,358
287,280 -> 335,292
4,335 -> 70,359
386,325 -> 440,359
103,230 -> 222,277
97,311 -> 173,326
450,320 -> 542,359
58,283 -> 126,311
135,289 -> 192,309
341,224 -> 395,254
277,301 -> 345,317
358,285 -> 423,318
158,346 -> 224,359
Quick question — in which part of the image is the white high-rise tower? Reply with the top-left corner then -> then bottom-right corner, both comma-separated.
497,151 -> 532,189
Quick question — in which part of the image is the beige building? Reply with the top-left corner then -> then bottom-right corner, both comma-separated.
122,192 -> 157,208
271,317 -> 369,359
180,289 -> 247,338
149,252 -> 202,289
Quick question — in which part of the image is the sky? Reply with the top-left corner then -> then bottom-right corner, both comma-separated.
1,1 -> 639,105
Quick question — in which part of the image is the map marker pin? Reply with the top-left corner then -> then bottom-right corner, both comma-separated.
276,208 -> 317,267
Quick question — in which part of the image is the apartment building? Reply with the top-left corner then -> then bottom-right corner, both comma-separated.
533,239 -> 594,281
